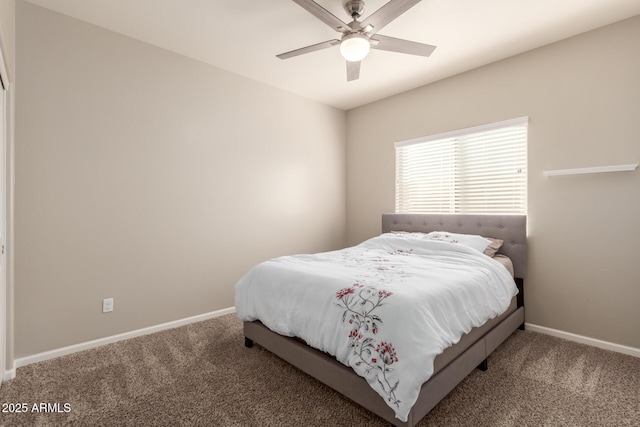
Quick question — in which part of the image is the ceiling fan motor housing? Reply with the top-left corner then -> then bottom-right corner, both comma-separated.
344,0 -> 366,19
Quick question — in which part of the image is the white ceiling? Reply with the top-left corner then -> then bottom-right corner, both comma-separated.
24,0 -> 640,110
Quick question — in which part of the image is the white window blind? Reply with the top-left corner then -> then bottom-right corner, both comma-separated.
395,117 -> 527,215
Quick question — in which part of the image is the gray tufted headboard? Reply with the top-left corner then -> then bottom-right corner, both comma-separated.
382,214 -> 527,279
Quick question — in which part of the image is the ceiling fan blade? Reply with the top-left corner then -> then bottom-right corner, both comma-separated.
346,60 -> 361,81
361,0 -> 421,35
277,39 -> 340,60
370,34 -> 436,56
292,0 -> 350,32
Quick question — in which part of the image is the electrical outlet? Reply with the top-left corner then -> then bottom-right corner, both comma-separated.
102,298 -> 114,313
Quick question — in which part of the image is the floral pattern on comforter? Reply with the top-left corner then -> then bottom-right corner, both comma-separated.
336,283 -> 399,407
235,233 -> 517,422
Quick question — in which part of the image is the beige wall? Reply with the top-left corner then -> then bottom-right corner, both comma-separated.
14,2 -> 346,358
346,16 -> 640,349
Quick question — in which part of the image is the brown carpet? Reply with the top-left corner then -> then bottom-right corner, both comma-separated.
0,314 -> 638,426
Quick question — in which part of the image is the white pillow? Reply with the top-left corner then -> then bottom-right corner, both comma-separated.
426,231 -> 492,253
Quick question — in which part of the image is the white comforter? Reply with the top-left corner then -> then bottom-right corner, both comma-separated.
235,233 -> 517,422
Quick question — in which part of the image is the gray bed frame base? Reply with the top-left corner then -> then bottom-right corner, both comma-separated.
243,214 -> 527,427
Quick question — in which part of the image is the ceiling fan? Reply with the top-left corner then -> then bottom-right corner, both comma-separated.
277,0 -> 436,81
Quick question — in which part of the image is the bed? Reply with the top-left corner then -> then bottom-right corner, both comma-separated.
237,214 -> 526,426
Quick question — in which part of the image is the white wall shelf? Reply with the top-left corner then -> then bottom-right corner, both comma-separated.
543,163 -> 638,177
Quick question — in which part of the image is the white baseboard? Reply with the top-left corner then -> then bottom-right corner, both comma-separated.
11,313 -> 636,375
3,367 -> 16,382
525,323 -> 640,358
14,307 -> 237,369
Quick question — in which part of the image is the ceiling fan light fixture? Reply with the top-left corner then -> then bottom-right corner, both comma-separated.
340,33 -> 370,62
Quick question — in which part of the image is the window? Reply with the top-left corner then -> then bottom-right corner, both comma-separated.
395,117 -> 527,215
